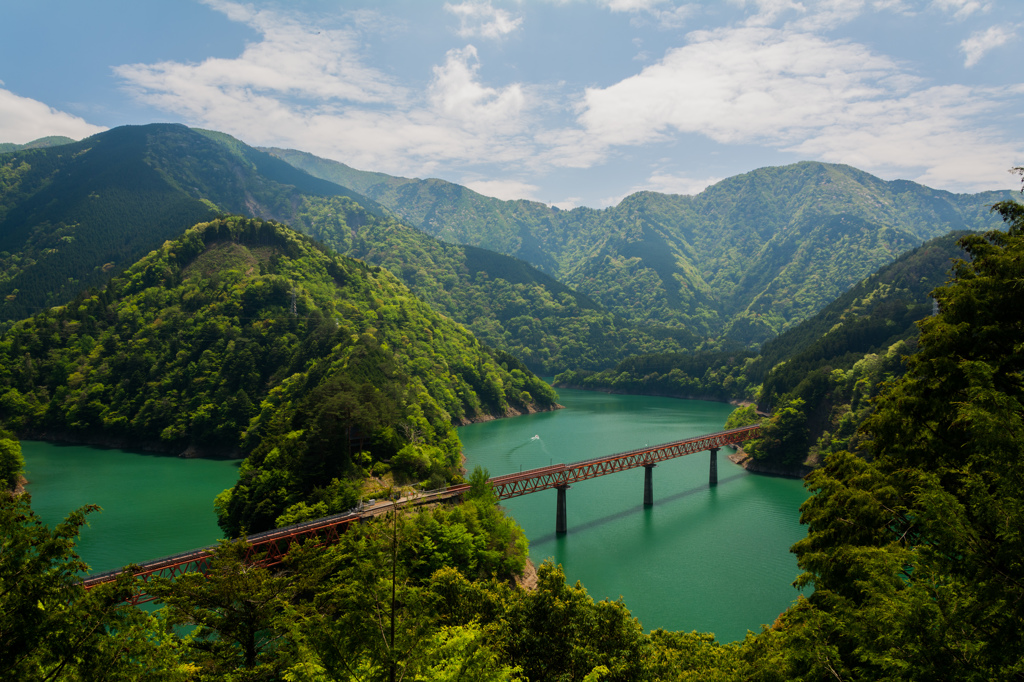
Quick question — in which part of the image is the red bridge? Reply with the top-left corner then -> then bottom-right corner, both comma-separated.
82,425 -> 760,602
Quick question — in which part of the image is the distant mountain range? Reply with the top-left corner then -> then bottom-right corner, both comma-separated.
0,124 -> 1013,376
269,147 -> 1012,344
0,136 -> 76,153
0,125 -> 693,373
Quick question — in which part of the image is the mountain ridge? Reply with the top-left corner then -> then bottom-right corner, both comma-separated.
0,124 -> 693,373
269,147 -> 1011,342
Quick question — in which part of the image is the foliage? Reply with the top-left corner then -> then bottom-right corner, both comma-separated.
0,136 -> 75,153
0,125 -> 221,321
772,199 -> 1024,679
744,399 -> 809,467
288,192 -> 697,374
554,349 -> 756,401
147,540 -> 303,681
722,404 -> 759,430
0,216 -> 557,534
275,149 -> 1011,343
0,492 -> 190,681
0,428 -> 23,489
563,232 -> 966,474
0,124 -> 698,374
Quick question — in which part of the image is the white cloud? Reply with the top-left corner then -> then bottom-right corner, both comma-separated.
429,46 -> 528,131
462,178 -> 540,200
445,2 -> 523,39
960,24 -> 1017,67
787,84 -> 1024,190
653,4 -> 701,29
932,0 -> 992,19
108,0 -> 1022,199
602,0 -> 669,11
0,88 -> 105,143
642,172 -> 724,195
114,1 -> 538,178
551,197 -> 583,210
557,25 -> 1023,191
735,0 -> 807,27
573,28 -> 900,149
119,1 -> 404,106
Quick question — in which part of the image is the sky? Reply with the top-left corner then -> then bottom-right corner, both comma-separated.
1,0 -> 1021,208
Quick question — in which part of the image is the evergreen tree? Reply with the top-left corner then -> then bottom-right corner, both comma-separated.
782,197 -> 1024,679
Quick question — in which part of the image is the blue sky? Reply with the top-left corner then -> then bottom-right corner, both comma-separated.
1,0 -> 1021,208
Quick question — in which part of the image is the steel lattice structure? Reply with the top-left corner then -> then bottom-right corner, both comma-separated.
81,487 -> 464,604
81,426 -> 760,604
487,424 -> 761,499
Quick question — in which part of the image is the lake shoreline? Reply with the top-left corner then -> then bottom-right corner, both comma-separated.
18,429 -> 242,460
18,402 -> 563,462
728,448 -> 813,479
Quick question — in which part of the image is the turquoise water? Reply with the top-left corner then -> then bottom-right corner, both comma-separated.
21,441 -> 241,575
20,389 -> 809,642
459,389 -> 810,642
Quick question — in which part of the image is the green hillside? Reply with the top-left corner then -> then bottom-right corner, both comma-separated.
0,124 -> 690,373
0,216 -> 557,533
270,148 -> 1011,342
0,136 -> 76,153
0,123 -> 403,323
5,200 -> 1023,680
557,231 -> 969,470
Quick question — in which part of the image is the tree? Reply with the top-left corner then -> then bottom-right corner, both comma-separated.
782,196 -> 1024,679
499,562 -> 649,682
745,399 -> 809,467
0,493 -> 188,681
0,435 -> 23,490
147,540 -> 303,681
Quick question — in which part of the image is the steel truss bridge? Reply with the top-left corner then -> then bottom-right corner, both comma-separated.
82,424 -> 760,603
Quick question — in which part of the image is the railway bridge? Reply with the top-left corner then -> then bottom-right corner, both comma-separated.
82,424 -> 761,603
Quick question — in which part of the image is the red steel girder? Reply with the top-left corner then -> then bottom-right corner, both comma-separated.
81,487 -> 469,599
80,426 -> 759,600
488,425 -> 761,500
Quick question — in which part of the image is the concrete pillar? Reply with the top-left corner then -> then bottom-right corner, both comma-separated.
556,485 -> 569,534
644,463 -> 656,506
709,447 -> 719,486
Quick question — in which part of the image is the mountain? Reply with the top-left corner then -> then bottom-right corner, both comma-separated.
269,148 -> 1011,343
556,231 -> 967,421
0,123 -> 410,322
0,216 -> 558,533
0,124 -> 689,373
0,136 -> 76,153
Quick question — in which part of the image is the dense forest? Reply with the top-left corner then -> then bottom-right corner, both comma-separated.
0,125 -> 696,373
0,216 -> 557,534
271,147 -> 1012,343
0,136 -> 76,153
557,231 -> 970,472
3,192 -> 1021,681
3,119 -> 1022,678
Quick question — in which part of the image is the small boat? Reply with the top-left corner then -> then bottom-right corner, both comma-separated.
530,434 -> 540,441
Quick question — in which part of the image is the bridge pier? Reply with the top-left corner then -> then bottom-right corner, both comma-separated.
644,463 -> 656,506
709,447 -> 719,486
556,484 -> 570,534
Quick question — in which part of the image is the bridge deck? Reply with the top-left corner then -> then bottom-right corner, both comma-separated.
488,424 -> 759,499
81,425 -> 760,601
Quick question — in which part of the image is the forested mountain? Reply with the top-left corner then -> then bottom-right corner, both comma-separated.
0,136 -> 75,153
0,123 -> 397,321
0,124 -> 691,373
5,200 -> 1023,680
0,216 -> 558,533
270,148 -> 1011,343
559,232 -> 970,471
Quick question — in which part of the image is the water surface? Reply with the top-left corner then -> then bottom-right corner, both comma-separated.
460,390 -> 809,642
22,441 -> 240,574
